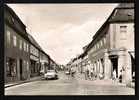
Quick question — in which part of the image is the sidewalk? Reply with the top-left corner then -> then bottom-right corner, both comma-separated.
75,72 -> 85,80
5,76 -> 41,88
75,73 -> 126,86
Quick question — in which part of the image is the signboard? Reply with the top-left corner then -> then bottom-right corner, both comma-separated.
30,55 -> 39,61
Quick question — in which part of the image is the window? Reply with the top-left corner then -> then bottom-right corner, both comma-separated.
24,60 -> 26,68
19,40 -> 22,50
26,43 -> 28,52
24,42 -> 26,51
7,30 -> 10,43
6,58 -> 17,77
95,45 -> 96,50
13,35 -> 17,47
120,26 -> 127,33
103,38 -> 106,44
97,43 -> 99,49
100,40 -> 103,47
92,47 -> 94,52
27,61 -> 29,71
120,25 -> 127,39
11,17 -> 14,23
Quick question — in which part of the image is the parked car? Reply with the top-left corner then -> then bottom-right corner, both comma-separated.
65,71 -> 70,75
44,70 -> 58,80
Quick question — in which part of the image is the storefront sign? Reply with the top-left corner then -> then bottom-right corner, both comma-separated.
30,55 -> 39,61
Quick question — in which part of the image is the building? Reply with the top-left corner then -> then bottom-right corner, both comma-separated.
85,3 -> 134,83
4,5 -> 30,83
49,58 -> 58,71
4,5 -> 55,83
27,34 -> 42,77
40,51 -> 50,73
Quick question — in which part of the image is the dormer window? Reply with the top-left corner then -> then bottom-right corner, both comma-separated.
120,25 -> 127,40
120,25 -> 127,33
11,17 -> 14,23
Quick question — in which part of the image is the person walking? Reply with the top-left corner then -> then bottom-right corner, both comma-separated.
84,65 -> 88,80
90,68 -> 94,80
113,69 -> 117,81
119,69 -> 122,83
71,67 -> 76,78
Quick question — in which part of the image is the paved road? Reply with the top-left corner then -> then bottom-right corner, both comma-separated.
5,72 -> 135,95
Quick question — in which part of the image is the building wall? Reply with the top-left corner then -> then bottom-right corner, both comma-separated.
40,52 -> 49,73
5,24 -> 30,83
108,22 -> 134,83
30,44 -> 40,77
87,21 -> 134,83
109,23 -> 134,50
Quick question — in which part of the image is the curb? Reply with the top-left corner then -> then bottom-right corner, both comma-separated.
5,77 -> 41,88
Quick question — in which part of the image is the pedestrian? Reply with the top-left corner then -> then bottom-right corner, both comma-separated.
119,69 -> 122,83
87,69 -> 89,79
84,65 -> 88,80
113,69 -> 117,81
90,68 -> 93,80
71,67 -> 76,78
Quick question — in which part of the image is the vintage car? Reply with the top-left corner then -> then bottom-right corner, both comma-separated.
44,70 -> 58,80
65,71 -> 70,75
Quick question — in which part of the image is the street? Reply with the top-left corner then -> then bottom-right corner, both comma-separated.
5,71 -> 135,95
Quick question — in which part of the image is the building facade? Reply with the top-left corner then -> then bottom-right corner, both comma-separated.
85,3 -> 134,83
40,51 -> 50,73
4,5 -> 30,83
27,34 -> 41,77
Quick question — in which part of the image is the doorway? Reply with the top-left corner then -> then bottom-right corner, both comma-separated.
20,59 -> 23,80
109,55 -> 118,78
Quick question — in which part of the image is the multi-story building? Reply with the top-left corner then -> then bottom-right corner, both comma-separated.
27,34 -> 42,77
4,5 -> 58,83
85,3 -> 134,83
4,5 -> 30,83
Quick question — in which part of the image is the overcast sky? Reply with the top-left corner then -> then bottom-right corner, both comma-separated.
8,4 -> 118,65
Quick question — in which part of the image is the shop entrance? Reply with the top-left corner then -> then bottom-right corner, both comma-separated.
100,58 -> 104,74
109,55 -> 118,78
6,57 -> 17,83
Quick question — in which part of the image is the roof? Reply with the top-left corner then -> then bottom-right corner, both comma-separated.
5,5 -> 30,42
116,3 -> 134,9
27,33 -> 50,58
5,4 -> 26,29
27,33 -> 43,51
109,3 -> 134,22
85,3 -> 134,53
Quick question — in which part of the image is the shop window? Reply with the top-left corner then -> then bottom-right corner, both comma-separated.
6,58 -> 17,77
13,35 -> 17,47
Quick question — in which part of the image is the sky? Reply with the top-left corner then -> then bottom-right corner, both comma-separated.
8,4 -> 118,65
